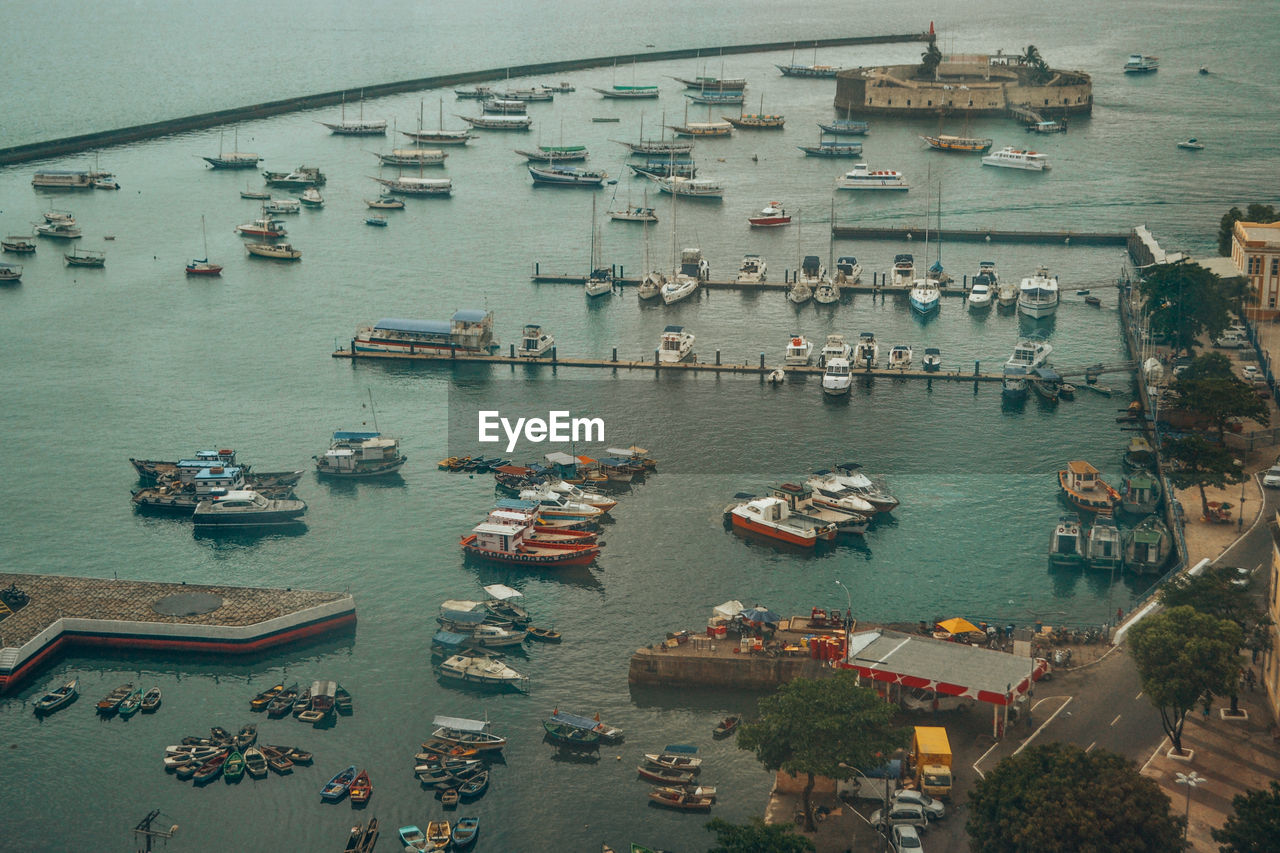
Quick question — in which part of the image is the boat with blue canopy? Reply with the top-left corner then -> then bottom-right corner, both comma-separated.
549,710 -> 625,742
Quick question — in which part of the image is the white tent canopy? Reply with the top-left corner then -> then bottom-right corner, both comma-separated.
483,584 -> 522,601
713,600 -> 745,622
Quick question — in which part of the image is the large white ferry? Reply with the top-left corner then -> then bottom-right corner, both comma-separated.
1018,266 -> 1060,318
353,310 -> 498,354
981,147 -> 1050,171
834,163 -> 909,190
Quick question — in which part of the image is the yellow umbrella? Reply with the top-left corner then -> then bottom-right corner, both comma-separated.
937,617 -> 981,635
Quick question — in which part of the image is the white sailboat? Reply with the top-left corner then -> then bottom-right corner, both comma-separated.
908,175 -> 941,315
787,210 -> 813,304
659,159 -> 699,306
185,215 -> 222,276
584,196 -> 613,298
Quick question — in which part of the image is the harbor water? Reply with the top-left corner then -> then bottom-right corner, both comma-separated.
1,0 -> 1278,849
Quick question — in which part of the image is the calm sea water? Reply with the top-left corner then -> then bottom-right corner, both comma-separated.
1,1 -> 1277,850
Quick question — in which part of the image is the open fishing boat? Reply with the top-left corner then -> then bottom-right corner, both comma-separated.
33,678 -> 79,715
249,682 -> 285,712
457,770 -> 490,800
349,770 -> 372,804
223,749 -> 246,782
243,747 -> 268,779
648,788 -> 714,810
192,750 -> 229,784
636,764 -> 697,785
431,715 -> 508,751
451,817 -> 480,849
140,686 -> 162,713
712,716 -> 740,738
643,753 -> 702,772
426,821 -> 452,850
440,789 -> 460,809
398,825 -> 428,851
527,626 -> 563,642
321,765 -> 358,801
96,683 -> 134,716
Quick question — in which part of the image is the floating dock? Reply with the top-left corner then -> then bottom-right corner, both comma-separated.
830,225 -> 1129,245
0,573 -> 355,693
332,347 -> 1004,381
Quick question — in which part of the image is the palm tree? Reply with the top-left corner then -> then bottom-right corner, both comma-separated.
1022,45 -> 1043,67
920,39 -> 942,79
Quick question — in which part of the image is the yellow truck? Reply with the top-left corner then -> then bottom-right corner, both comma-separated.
910,726 -> 953,799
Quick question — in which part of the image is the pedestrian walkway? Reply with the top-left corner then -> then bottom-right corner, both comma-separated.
1140,663 -> 1280,851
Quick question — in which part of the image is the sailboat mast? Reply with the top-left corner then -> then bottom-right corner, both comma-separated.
367,388 -> 380,433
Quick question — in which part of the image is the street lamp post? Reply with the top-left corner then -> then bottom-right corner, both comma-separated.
1176,771 -> 1205,844
1239,474 -> 1247,530
839,762 -> 891,853
835,579 -> 852,630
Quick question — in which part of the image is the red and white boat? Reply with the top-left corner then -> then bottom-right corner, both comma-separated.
461,519 -> 600,566
748,202 -> 791,227
234,216 -> 287,239
485,508 -> 600,543
727,496 -> 836,546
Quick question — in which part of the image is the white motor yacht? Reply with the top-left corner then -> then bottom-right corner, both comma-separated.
888,344 -> 913,369
736,254 -> 767,283
658,325 -> 695,363
835,256 -> 862,283
785,335 -> 814,366
1002,338 -> 1054,398
854,332 -> 878,367
1018,266 -> 1060,318
981,147 -> 1050,171
909,276 -> 940,315
517,324 -> 554,357
890,253 -> 915,288
834,163 -> 909,190
967,280 -> 994,309
819,334 -> 852,364
821,357 -> 852,396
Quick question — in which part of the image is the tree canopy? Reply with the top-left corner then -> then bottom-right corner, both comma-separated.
1162,433 -> 1245,518
965,742 -> 1183,852
704,817 -> 815,853
1139,263 -> 1236,356
736,672 -> 907,831
1129,605 -> 1242,753
1169,352 -> 1270,440
1021,45 -> 1051,84
919,38 -> 942,79
1212,781 -> 1280,853
1218,204 -> 1278,256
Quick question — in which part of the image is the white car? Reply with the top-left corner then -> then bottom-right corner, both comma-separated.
893,825 -> 925,851
872,802 -> 929,831
1263,466 -> 1280,488
1243,365 -> 1265,383
893,789 -> 946,820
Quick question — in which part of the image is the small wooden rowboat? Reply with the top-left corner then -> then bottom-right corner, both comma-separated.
349,770 -> 373,804
440,788 -> 460,809
712,716 -> 740,738
322,765 -> 358,801
527,626 -> 563,642
643,752 -> 702,772
140,687 -> 162,713
636,764 -> 696,785
648,788 -> 714,810
33,678 -> 79,715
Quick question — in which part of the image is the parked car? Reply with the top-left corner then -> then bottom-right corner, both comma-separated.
1264,467 -> 1280,488
893,825 -> 924,851
1242,365 -> 1265,383
1214,332 -> 1248,348
871,802 -> 929,831
893,789 -> 946,820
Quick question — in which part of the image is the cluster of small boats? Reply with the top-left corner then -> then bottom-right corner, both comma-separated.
339,819 -> 380,853
542,708 -> 625,748
163,723 -> 313,785
1050,451 -> 1172,574
93,682 -> 162,719
250,679 -> 352,724
411,715 -> 501,828
399,816 -> 479,851
724,465 -> 899,548
636,746 -> 716,811
128,447 -> 306,528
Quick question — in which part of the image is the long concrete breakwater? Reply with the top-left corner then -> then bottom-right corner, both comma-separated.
0,33 -> 927,166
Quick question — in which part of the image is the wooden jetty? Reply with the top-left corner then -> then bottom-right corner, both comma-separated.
829,225 -> 1129,245
333,346 -> 1005,381
0,572 -> 355,693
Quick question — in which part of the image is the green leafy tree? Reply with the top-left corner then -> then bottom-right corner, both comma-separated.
1163,434 -> 1245,518
1212,781 -> 1280,852
1129,605 -> 1242,754
1160,565 -> 1273,714
919,38 -> 942,79
1139,262 -> 1234,356
736,672 -> 908,832
1021,44 -> 1051,84
704,817 -> 815,853
966,742 -> 1183,851
1218,204 -> 1278,256
1170,352 -> 1270,440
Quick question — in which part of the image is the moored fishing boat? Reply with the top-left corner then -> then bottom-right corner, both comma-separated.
262,165 -> 325,187
543,719 -> 602,747
1123,436 -> 1155,472
550,709 -> 624,742
2,236 -> 36,253
798,138 -> 862,157
375,147 -> 447,166
315,430 -> 407,477
648,175 -> 724,199
64,247 -> 105,267
748,202 -> 790,227
516,144 -> 589,163
736,254 -> 767,282
140,686 -> 162,713
628,158 -> 696,178
1059,461 -> 1120,514
0,262 -> 23,281
436,653 -> 529,689
921,134 -> 993,152
262,197 -> 300,214
981,147 -> 1050,171
643,752 -> 703,772
1121,474 -> 1162,515
192,750 -> 229,784
192,489 -> 307,527
818,119 -> 870,135
726,496 -> 836,546
1086,515 -> 1124,571
34,220 -> 82,239
222,749 -> 246,782
399,825 -> 428,852
712,716 -> 740,738
234,215 -> 287,238
528,164 -> 607,186
349,770 -> 373,804
685,90 -> 745,105
593,84 -> 660,99
318,94 -> 386,135
369,175 -> 453,195
33,678 -> 78,715
457,113 -> 533,130
1047,514 -> 1086,568
243,747 -> 268,779
648,788 -> 714,810
426,821 -> 452,850
1125,515 -> 1172,574
431,715 -> 508,751
298,187 -> 324,206
636,764 -> 696,785
96,683 -> 133,716
321,765 -> 358,801
451,817 -> 479,849
203,128 -> 261,168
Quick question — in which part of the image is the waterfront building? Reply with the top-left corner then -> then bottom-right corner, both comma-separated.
834,50 -> 1092,118
1231,221 -> 1280,318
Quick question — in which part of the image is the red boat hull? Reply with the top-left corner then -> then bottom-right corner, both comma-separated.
460,534 -> 599,566
730,512 -> 823,546
748,216 -> 791,227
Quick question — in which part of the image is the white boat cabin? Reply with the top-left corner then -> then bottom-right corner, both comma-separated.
471,520 -> 533,553
518,324 -> 554,357
1064,460 -> 1102,494
659,325 -> 695,363
785,335 -> 813,365
193,466 -> 246,495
